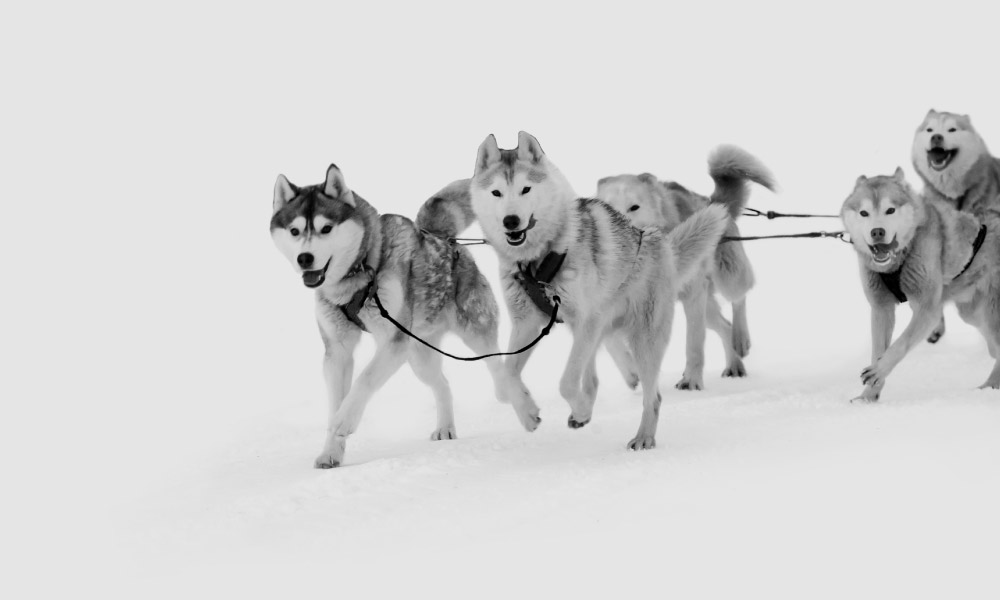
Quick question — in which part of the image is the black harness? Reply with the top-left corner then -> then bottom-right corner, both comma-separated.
879,224 -> 988,303
515,251 -> 566,322
338,258 -> 374,331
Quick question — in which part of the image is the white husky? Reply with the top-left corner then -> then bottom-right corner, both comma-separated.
469,132 -> 732,449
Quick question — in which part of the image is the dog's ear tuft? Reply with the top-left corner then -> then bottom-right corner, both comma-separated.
325,164 -> 355,206
517,131 -> 545,164
475,134 -> 501,175
273,174 -> 296,213
638,173 -> 658,185
855,174 -> 868,187
926,108 -> 938,117
893,167 -> 906,182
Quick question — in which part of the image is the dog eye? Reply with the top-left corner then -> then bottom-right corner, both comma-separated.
885,208 -> 895,215
926,128 -> 933,133
521,186 -> 531,194
948,127 -> 956,133
629,205 -> 640,212
859,211 -> 869,217
320,224 -> 333,234
491,190 -> 502,198
290,228 -> 301,236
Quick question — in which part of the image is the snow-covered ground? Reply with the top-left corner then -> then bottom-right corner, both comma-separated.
6,2 -> 1000,598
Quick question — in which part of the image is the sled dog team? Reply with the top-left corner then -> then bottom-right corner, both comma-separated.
271,109 -> 1000,468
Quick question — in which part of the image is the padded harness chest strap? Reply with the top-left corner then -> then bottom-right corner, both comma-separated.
515,251 -> 566,322
879,224 -> 988,304
338,257 -> 373,331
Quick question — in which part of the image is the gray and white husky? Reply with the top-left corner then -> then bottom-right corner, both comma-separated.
468,132 -> 732,450
271,165 -> 539,468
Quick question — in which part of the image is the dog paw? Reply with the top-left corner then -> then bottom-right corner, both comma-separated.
860,362 -> 888,388
567,415 -> 590,429
722,359 -> 747,378
927,331 -> 944,344
624,373 -> 640,390
978,380 -> 1000,390
430,425 -> 457,441
675,377 -> 703,391
313,453 -> 342,469
626,435 -> 656,451
849,389 -> 880,403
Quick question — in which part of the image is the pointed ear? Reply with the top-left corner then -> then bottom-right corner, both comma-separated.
273,174 -> 296,213
893,167 -> 906,182
324,164 -> 354,206
474,134 -> 501,175
638,173 -> 658,185
927,108 -> 937,117
517,131 -> 545,163
855,174 -> 868,188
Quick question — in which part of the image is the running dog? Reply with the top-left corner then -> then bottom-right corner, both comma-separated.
469,131 -> 731,450
596,146 -> 774,389
841,167 -> 1000,402
271,166 -> 540,468
912,109 -> 1000,343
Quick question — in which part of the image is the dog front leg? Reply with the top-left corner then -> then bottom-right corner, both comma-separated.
853,303 -> 895,402
560,315 -> 606,428
676,281 -> 708,390
314,339 -> 408,469
321,327 -> 360,417
860,299 -> 942,395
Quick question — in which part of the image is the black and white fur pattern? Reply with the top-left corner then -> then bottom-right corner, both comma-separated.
469,132 -> 731,450
271,165 -> 540,468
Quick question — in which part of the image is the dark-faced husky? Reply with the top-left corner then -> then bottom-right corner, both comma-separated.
596,146 -> 774,389
271,165 -> 539,468
468,132 -> 732,450
841,168 -> 1000,401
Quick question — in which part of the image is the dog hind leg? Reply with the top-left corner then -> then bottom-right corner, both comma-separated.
626,310 -> 672,450
605,333 -> 639,390
706,294 -> 745,377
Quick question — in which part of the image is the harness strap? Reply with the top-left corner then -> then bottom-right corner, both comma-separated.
879,269 -> 908,304
515,251 -> 567,322
955,224 -> 988,280
337,257 -> 372,331
878,224 -> 988,304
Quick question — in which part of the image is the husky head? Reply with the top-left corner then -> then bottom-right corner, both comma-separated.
270,165 -> 368,289
841,167 -> 924,271
596,173 -> 671,229
470,131 -> 576,262
911,109 -> 990,199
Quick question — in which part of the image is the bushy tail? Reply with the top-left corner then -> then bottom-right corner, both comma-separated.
708,145 -> 776,219
668,203 -> 729,287
416,178 -> 475,238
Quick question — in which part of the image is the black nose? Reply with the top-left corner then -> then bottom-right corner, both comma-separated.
503,215 -> 521,230
871,228 -> 885,242
297,252 -> 314,268
931,133 -> 943,146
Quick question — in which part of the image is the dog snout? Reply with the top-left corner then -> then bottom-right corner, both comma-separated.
870,228 -> 886,242
297,252 -> 315,268
503,215 -> 521,230
930,133 -> 944,146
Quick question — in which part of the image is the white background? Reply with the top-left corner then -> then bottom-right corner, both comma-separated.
3,1 -> 999,598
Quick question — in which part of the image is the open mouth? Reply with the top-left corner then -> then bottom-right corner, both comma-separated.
868,239 -> 899,264
302,258 -> 331,288
927,147 -> 958,171
505,216 -> 537,247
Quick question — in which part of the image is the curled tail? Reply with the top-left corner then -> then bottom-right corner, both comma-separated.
708,145 -> 776,219
416,178 -> 476,238
668,203 -> 729,287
